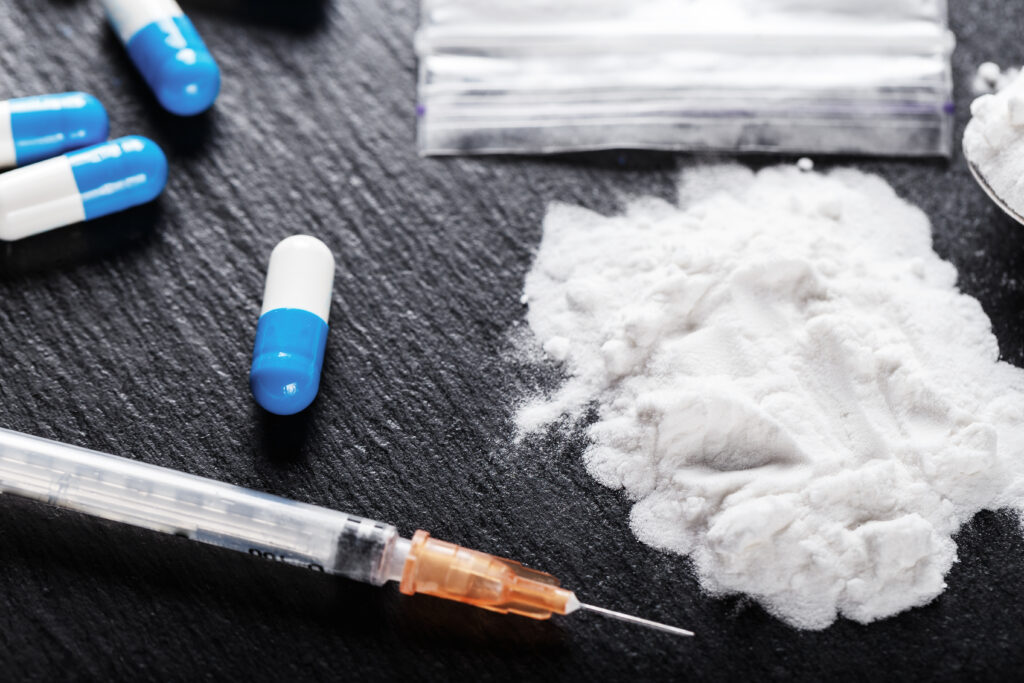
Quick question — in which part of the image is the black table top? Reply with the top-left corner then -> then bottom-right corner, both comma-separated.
2,1 -> 1024,680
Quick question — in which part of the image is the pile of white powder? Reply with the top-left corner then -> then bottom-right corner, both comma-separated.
517,164 -> 1024,629
964,65 -> 1024,220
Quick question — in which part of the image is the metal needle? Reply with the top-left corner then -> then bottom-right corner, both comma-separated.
579,603 -> 695,637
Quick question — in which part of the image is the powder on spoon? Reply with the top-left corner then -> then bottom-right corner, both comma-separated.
517,164 -> 1024,629
965,65 -> 1024,219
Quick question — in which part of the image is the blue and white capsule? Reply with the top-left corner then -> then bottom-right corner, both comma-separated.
102,0 -> 221,116
251,236 -> 336,416
0,92 -> 109,169
0,136 -> 168,241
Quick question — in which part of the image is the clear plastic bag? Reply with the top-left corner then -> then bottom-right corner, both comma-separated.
415,0 -> 955,157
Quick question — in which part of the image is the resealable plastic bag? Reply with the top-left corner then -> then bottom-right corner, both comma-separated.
415,0 -> 955,158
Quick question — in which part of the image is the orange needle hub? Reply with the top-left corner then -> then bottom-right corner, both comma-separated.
399,530 -> 579,619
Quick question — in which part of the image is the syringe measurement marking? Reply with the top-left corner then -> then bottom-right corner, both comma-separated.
248,547 -> 325,572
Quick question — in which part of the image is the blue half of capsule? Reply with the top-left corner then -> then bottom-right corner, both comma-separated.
251,309 -> 329,416
127,16 -> 221,116
68,136 -> 168,220
9,92 -> 109,166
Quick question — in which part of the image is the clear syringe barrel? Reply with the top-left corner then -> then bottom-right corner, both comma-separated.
0,427 -> 406,585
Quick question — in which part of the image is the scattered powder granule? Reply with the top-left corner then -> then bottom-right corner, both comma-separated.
517,164 -> 1024,629
971,61 -> 1020,95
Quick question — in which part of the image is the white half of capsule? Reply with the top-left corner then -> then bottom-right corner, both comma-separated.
0,156 -> 85,241
260,235 -> 335,323
0,100 -> 14,169
101,0 -> 184,43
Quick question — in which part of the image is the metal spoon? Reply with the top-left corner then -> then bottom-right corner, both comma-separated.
967,160 -> 1024,226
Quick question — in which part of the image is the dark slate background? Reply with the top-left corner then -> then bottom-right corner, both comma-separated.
1,0 -> 1023,680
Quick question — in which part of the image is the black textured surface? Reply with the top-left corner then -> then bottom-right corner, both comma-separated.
1,1 -> 1024,680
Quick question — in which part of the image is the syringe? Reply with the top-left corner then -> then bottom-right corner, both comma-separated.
0,427 -> 692,638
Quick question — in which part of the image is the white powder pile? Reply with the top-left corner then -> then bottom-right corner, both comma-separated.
517,164 -> 1024,629
964,65 -> 1024,220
